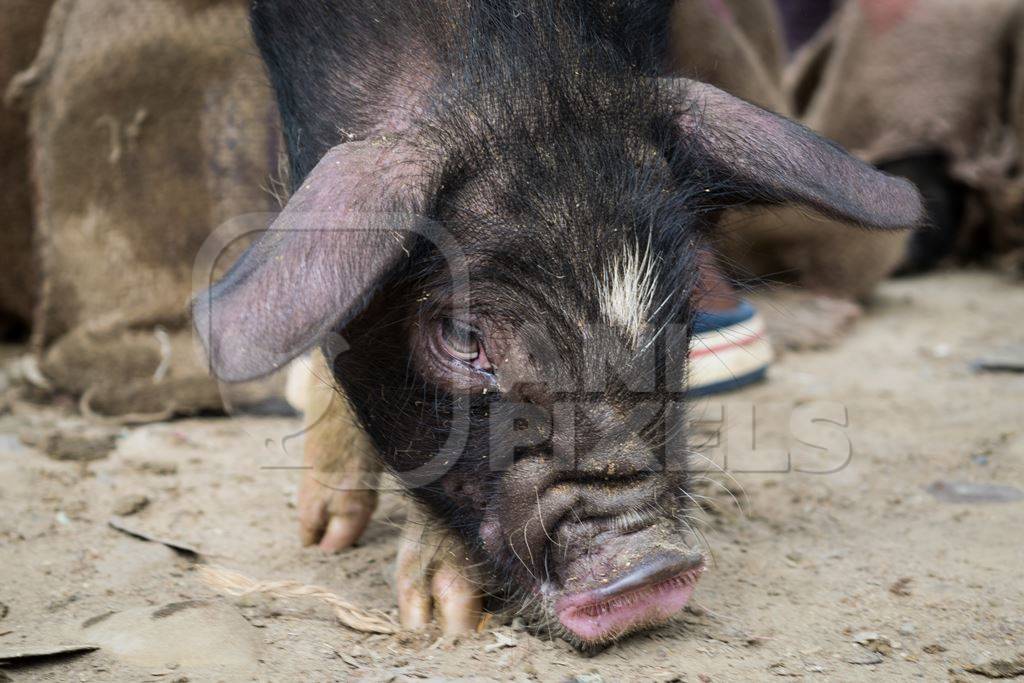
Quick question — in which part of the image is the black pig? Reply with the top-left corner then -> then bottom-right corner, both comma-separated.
194,0 -> 922,648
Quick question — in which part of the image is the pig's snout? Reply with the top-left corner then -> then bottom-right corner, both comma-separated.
484,436 -> 702,647
554,549 -> 705,646
495,459 -> 669,574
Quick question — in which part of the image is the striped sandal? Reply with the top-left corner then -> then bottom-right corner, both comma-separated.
688,300 -> 773,396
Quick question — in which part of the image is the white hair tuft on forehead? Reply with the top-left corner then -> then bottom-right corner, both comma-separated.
598,237 -> 660,344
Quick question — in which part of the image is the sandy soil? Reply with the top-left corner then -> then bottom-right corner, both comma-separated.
1,270 -> 1022,682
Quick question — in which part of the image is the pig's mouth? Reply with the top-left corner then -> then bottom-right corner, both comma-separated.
481,472 -> 705,648
553,549 -> 705,647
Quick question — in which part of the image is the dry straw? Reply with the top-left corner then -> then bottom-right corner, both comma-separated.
199,564 -> 399,635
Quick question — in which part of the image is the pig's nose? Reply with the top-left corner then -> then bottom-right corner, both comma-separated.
553,548 -> 706,643
582,550 -> 705,603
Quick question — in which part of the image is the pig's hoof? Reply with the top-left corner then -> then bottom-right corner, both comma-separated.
299,469 -> 378,553
752,290 -> 863,352
291,350 -> 382,553
396,506 -> 483,635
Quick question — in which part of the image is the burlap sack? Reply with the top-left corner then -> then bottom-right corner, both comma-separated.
0,0 -> 56,335
668,0 -> 789,113
667,0 -> 907,300
775,0 -> 843,53
790,0 -> 1020,167
785,0 -> 1024,268
721,0 -> 788,88
11,0 -> 282,416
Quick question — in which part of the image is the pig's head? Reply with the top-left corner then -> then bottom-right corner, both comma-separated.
194,71 -> 920,647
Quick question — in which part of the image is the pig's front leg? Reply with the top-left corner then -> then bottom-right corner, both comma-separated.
396,504 -> 484,634
293,352 -> 381,552
291,354 -> 482,631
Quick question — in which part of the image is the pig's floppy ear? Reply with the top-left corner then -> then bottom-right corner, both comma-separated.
192,139 -> 427,382
668,80 -> 924,229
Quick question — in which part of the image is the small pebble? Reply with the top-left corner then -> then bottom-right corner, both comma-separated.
926,481 -> 1024,504
28,428 -> 118,462
564,675 -> 603,683
845,651 -> 884,666
138,461 -> 178,476
970,344 -> 1024,373
483,631 -> 517,652
889,577 -> 913,597
924,343 -> 953,359
965,652 -> 1024,678
767,662 -> 799,677
113,494 -> 150,517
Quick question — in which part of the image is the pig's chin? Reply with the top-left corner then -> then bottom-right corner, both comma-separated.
545,527 -> 705,649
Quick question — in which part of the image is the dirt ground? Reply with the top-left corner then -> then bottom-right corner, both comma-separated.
1,269 -> 1022,682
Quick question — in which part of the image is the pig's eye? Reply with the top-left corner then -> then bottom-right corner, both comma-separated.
424,316 -> 496,388
441,318 -> 482,361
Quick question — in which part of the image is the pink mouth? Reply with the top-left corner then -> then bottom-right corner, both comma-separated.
555,556 -> 705,644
